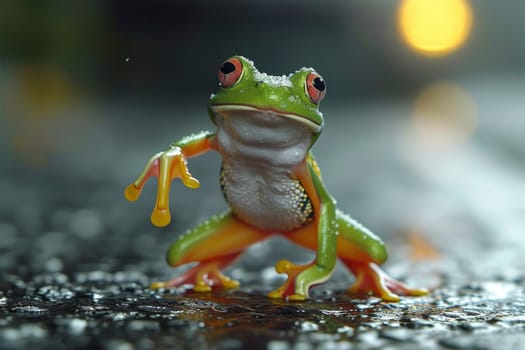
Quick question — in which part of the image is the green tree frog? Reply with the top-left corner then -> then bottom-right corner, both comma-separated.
125,56 -> 428,302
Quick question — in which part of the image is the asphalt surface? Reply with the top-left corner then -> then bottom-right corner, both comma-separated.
1,77 -> 525,350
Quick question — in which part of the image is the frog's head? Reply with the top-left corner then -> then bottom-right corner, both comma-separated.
208,56 -> 326,136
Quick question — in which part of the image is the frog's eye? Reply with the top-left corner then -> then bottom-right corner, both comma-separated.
306,72 -> 326,104
218,58 -> 243,88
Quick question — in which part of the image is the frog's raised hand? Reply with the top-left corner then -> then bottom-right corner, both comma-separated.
124,131 -> 216,227
125,56 -> 428,300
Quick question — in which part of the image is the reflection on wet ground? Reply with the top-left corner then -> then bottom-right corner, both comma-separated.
2,272 -> 525,350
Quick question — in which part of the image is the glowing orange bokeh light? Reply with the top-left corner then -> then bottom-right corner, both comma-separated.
398,0 -> 473,56
412,82 -> 478,149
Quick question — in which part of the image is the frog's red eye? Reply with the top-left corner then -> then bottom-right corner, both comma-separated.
306,72 -> 326,104
218,58 -> 243,88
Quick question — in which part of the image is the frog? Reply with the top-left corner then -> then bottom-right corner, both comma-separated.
124,55 -> 428,302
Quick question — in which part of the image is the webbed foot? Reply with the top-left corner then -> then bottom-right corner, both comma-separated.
124,147 -> 200,227
268,260 -> 314,301
151,260 -> 240,292
345,261 -> 428,302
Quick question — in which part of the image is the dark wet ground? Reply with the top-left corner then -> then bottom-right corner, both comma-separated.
3,274 -> 525,350
1,77 -> 525,349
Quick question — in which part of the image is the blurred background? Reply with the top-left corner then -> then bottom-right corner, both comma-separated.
1,0 -> 524,283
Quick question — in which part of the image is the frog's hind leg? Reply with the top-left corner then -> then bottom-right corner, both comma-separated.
151,252 -> 242,292
336,210 -> 428,301
151,211 -> 269,292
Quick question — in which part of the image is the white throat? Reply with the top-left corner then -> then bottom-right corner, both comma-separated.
214,107 -> 313,169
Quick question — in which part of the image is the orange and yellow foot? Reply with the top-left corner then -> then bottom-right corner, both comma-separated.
150,261 -> 240,292
268,260 -> 315,301
124,148 -> 200,227
345,261 -> 428,302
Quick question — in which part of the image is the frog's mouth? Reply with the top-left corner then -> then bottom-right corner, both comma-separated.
211,104 -> 322,133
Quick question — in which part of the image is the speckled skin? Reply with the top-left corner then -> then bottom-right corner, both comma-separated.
216,108 -> 314,231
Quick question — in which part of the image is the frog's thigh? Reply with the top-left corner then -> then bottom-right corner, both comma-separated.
336,210 -> 387,265
281,221 -> 317,251
166,211 -> 269,267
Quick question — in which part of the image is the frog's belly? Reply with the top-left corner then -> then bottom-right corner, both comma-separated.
220,164 -> 314,232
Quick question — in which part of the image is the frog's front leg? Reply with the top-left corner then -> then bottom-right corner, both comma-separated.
151,211 -> 269,292
269,162 -> 338,301
336,210 -> 429,301
125,131 -> 216,227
